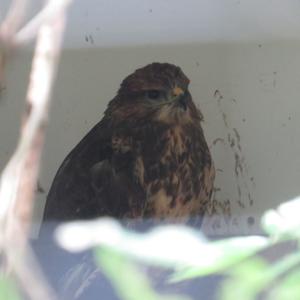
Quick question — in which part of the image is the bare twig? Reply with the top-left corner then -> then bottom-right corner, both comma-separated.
0,0 -> 29,87
15,0 -> 73,45
0,0 -> 29,42
0,0 -> 68,243
0,0 -> 73,299
0,0 -> 28,95
3,241 -> 58,300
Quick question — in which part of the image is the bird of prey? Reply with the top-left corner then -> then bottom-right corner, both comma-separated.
42,63 -> 215,227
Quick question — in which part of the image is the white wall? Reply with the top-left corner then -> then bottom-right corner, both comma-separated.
1,0 -> 300,237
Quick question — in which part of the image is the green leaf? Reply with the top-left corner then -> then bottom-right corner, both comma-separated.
219,258 -> 268,300
169,236 -> 268,282
95,247 -> 190,300
0,277 -> 22,300
221,251 -> 300,300
269,269 -> 300,300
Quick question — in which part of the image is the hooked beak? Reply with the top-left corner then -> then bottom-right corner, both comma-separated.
172,86 -> 184,98
172,86 -> 188,111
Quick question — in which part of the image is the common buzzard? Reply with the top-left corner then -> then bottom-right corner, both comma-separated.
42,63 -> 215,227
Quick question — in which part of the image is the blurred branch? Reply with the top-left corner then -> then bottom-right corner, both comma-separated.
0,0 -> 29,43
0,0 -> 73,299
0,0 -> 29,91
0,0 -> 72,93
15,0 -> 73,45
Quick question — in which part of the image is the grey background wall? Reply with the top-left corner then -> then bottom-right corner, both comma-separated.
1,0 -> 300,237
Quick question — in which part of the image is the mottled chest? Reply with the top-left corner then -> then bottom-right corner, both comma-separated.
110,122 -> 214,220
134,125 -> 214,219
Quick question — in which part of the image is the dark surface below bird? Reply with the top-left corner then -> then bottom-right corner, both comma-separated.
42,62 -> 215,228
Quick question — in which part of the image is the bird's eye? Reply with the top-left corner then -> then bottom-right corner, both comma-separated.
146,90 -> 161,100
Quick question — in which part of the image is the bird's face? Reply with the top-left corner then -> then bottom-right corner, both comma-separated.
145,86 -> 196,124
108,63 -> 203,124
142,83 -> 189,108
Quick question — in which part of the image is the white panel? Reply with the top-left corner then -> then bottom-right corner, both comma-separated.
1,1 -> 300,237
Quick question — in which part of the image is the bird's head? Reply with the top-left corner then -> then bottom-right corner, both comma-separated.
106,63 -> 203,124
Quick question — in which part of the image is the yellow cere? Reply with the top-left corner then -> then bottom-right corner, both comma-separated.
172,86 -> 184,97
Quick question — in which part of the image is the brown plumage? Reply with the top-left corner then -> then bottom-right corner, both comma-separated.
42,63 -> 215,226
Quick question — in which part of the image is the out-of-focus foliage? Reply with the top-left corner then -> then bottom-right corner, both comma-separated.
95,247 -> 190,300
269,269 -> 300,300
262,197 -> 300,239
169,236 -> 268,282
0,277 -> 21,300
57,196 -> 300,300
